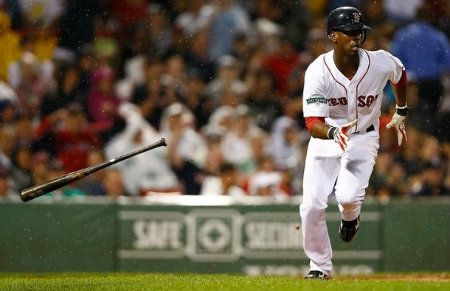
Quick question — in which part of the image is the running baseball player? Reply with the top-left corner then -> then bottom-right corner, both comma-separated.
300,6 -> 407,279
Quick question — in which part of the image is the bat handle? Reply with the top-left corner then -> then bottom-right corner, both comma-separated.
20,173 -> 83,202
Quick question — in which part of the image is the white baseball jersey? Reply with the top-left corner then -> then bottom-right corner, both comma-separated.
299,49 -> 404,276
303,49 -> 404,132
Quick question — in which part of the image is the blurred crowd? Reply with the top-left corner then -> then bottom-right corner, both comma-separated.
0,0 -> 449,201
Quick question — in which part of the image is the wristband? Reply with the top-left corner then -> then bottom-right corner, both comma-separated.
396,104 -> 408,116
327,126 -> 337,139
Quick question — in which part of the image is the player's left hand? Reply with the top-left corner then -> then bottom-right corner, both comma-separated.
386,112 -> 407,146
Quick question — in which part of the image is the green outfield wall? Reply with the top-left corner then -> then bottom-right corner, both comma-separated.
0,197 -> 449,275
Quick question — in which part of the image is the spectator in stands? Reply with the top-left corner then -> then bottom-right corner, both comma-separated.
131,56 -> 166,128
207,105 -> 235,136
410,161 -> 449,197
160,54 -> 187,106
40,64 -> 87,117
102,168 -> 128,199
29,23 -> 59,62
8,51 -> 54,117
249,130 -> 270,170
386,161 -> 408,197
208,0 -> 252,60
218,86 -> 247,109
246,70 -> 282,131
263,38 -> 300,96
163,103 -> 207,194
391,4 -> 450,136
383,0 -> 423,24
33,102 -> 102,173
58,1 -> 99,53
181,29 -> 215,83
77,45 -> 95,97
115,52 -> 147,101
46,159 -> 87,199
0,79 -> 18,108
369,150 -> 391,197
205,55 -> 247,106
10,145 -> 33,192
0,100 -> 17,126
0,167 -> 17,199
105,101 -> 179,196
183,70 -> 211,128
200,162 -> 246,197
29,151 -> 50,188
175,0 -> 214,37
201,125 -> 226,177
244,155 -> 290,198
91,18 -> 120,68
18,0 -> 64,29
370,148 -> 409,200
0,11 -> 21,81
88,65 -> 121,129
231,32 -> 254,67
269,116 -> 304,171
221,104 -> 260,175
147,3 -> 174,57
396,126 -> 423,178
77,149 -> 107,196
0,125 -> 16,172
420,135 -> 446,170
108,0 -> 149,30
14,114 -> 33,148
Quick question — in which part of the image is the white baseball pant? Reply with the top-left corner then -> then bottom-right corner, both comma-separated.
299,131 -> 379,275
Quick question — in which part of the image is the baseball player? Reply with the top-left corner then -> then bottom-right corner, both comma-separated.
300,6 -> 407,279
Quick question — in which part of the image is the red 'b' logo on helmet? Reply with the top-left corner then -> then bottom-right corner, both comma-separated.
353,12 -> 360,23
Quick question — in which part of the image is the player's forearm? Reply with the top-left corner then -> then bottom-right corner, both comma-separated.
310,121 -> 331,139
305,117 -> 330,139
391,70 -> 407,107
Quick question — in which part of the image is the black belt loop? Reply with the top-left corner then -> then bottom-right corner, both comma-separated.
353,124 -> 374,134
366,124 -> 375,133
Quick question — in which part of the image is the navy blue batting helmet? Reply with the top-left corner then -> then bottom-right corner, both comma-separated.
327,6 -> 371,35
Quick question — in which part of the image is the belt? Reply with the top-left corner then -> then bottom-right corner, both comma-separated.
354,124 -> 375,134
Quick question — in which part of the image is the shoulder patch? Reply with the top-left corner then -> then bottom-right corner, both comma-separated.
306,94 -> 327,105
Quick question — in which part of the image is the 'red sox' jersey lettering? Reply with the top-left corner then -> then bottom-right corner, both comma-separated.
328,94 -> 379,107
328,97 -> 348,106
357,94 -> 379,107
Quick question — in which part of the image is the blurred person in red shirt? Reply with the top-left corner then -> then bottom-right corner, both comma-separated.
263,38 -> 300,96
109,0 -> 149,30
88,65 -> 121,129
33,102 -> 101,173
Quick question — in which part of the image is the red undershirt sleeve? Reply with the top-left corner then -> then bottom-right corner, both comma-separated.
305,116 -> 325,133
391,70 -> 407,91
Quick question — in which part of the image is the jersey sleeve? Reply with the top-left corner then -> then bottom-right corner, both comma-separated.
381,50 -> 405,84
302,61 -> 328,117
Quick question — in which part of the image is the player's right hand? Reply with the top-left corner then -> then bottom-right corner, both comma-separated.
330,119 -> 358,151
386,112 -> 407,146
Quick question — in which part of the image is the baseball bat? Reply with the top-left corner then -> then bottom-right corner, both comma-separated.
20,138 -> 167,202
